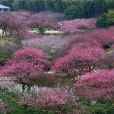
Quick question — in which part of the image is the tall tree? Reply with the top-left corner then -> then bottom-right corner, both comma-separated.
83,1 -> 95,18
12,0 -> 28,10
93,0 -> 107,16
28,0 -> 45,12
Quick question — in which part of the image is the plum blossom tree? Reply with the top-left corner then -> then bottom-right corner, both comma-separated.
29,18 -> 58,30
72,35 -> 102,47
59,19 -> 96,34
1,48 -> 50,91
30,12 -> 64,23
53,43 -> 106,79
71,26 -> 114,48
88,27 -> 114,46
11,11 -> 31,21
0,13 -> 32,39
76,70 -> 114,102
29,12 -> 64,29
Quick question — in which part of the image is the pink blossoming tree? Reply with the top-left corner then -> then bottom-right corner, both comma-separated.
53,43 -> 106,80
0,13 -> 26,36
76,70 -> 114,102
59,19 -> 96,34
0,12 -> 36,39
1,47 -> 50,91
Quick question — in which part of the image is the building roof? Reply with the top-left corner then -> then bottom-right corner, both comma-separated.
0,4 -> 10,9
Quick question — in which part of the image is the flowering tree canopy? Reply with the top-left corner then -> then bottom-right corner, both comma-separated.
0,12 -> 35,39
29,12 -> 63,29
0,13 -> 24,34
76,70 -> 114,102
59,19 -> 96,34
89,27 -> 114,46
1,48 -> 50,83
53,43 -> 106,77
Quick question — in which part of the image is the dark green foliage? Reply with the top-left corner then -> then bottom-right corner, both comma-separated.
86,103 -> 114,114
27,0 -> 45,12
106,0 -> 114,10
93,0 -> 107,16
38,26 -> 45,35
96,10 -> 114,28
64,5 -> 83,19
0,89 -> 23,114
0,52 -> 12,66
65,0 -> 107,19
96,14 -> 108,28
79,100 -> 114,114
83,1 -> 95,18
12,0 -> 28,10
44,0 -> 64,12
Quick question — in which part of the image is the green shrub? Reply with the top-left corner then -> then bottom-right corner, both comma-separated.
96,13 -> 108,28
96,9 -> 114,28
86,103 -> 114,114
0,52 -> 12,66
79,100 -> 114,114
38,26 -> 45,34
64,5 -> 83,19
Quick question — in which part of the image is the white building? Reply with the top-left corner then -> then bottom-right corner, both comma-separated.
0,4 -> 10,12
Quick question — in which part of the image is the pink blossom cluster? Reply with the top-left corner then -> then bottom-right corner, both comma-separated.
88,27 -> 114,45
29,20 -> 57,29
59,18 -> 96,34
8,11 -> 64,29
29,12 -> 64,29
0,12 -> 63,39
0,13 -> 29,38
72,26 -> 114,48
20,88 -> 71,107
73,36 -> 102,47
1,48 -> 50,83
22,34 -> 77,52
31,12 -> 64,22
0,12 -> 39,39
53,43 -> 106,75
76,70 -> 114,101
11,11 -> 31,20
13,47 -> 46,60
19,29 -> 38,39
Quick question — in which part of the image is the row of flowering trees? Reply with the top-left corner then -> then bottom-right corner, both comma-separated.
0,44 -> 114,109
1,11 -> 114,38
0,12 -> 65,39
59,18 -> 96,34
18,69 -> 114,111
1,47 -> 113,111
0,42 -> 114,114
0,47 -> 73,113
